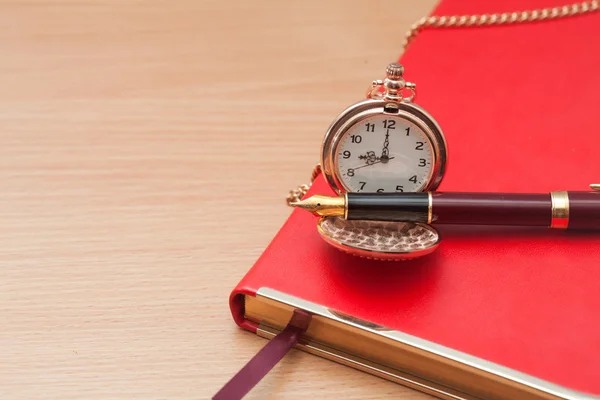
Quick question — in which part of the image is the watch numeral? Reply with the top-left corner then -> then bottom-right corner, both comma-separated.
342,150 -> 351,159
347,168 -> 355,177
351,134 -> 362,143
383,120 -> 396,129
365,123 -> 374,132
376,188 -> 385,192
415,142 -> 424,150
409,175 -> 418,183
405,127 -> 410,136
396,185 -> 404,192
359,181 -> 366,190
418,158 -> 427,167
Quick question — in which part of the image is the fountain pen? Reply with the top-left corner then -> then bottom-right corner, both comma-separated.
290,185 -> 600,230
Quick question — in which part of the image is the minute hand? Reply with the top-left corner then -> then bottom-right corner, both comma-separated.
353,156 -> 395,171
381,131 -> 390,159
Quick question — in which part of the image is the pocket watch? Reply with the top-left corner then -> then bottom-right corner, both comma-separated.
290,63 -> 448,261
320,63 -> 447,195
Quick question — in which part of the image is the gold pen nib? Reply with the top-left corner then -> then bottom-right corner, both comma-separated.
290,194 -> 345,217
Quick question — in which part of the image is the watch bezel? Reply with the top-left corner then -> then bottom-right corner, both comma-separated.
320,99 -> 448,194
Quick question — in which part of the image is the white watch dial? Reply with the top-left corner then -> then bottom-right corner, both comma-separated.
335,114 -> 434,192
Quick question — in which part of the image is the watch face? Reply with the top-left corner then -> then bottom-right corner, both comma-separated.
334,113 -> 434,193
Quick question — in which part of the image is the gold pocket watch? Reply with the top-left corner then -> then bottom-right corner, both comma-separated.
321,63 -> 447,195
289,63 -> 448,261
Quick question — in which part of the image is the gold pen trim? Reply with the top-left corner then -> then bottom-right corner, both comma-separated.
550,191 -> 569,229
344,192 -> 348,220
427,192 -> 433,224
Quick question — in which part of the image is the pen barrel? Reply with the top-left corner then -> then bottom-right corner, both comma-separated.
567,192 -> 600,229
431,193 -> 551,226
347,193 -> 429,222
346,191 -> 600,229
432,192 -> 600,229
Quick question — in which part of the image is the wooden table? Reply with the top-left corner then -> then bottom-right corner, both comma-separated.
0,1 -> 437,398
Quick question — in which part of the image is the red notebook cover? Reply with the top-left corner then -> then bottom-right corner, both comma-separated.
231,0 -> 600,396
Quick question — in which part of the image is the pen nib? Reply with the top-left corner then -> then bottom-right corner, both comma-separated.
289,198 -> 316,212
289,194 -> 345,217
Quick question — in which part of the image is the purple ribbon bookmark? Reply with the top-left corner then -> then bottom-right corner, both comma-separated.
213,310 -> 312,400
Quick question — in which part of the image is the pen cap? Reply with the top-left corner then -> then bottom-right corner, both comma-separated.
566,192 -> 600,230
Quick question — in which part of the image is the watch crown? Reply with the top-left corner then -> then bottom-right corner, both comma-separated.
386,63 -> 404,79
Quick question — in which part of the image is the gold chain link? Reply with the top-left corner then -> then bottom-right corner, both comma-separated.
403,0 -> 599,49
286,1 -> 600,206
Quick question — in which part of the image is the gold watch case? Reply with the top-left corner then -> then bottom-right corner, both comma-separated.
316,63 -> 448,260
317,217 -> 441,261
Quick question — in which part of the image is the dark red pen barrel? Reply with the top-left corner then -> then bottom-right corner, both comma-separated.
431,193 -> 551,226
568,192 -> 600,229
346,191 -> 600,229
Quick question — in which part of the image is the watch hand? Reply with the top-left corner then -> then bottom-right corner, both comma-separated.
352,156 -> 395,171
380,131 -> 390,163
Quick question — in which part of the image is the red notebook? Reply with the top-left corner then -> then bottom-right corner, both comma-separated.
230,1 -> 600,398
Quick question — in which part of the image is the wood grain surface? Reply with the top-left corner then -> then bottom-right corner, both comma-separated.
0,1 -> 437,399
